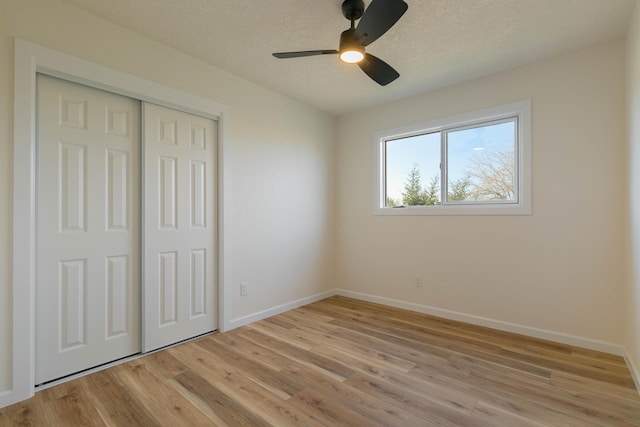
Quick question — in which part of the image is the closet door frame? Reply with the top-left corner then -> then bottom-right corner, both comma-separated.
9,39 -> 230,408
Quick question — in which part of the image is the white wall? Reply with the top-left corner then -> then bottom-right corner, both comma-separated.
626,0 -> 640,381
336,41 -> 627,346
0,0 -> 336,397
1,0 -> 635,406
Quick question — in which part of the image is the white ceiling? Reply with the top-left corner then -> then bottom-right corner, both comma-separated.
58,0 -> 637,115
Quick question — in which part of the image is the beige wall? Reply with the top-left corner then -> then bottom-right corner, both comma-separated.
0,0 -> 336,395
1,0 -> 635,404
336,41 -> 627,345
627,1 -> 640,380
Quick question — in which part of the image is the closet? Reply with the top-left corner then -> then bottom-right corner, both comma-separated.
35,75 -> 217,384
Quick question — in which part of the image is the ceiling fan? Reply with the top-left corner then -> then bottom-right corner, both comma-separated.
272,0 -> 408,86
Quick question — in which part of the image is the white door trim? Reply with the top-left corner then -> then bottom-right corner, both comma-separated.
7,38 -> 231,408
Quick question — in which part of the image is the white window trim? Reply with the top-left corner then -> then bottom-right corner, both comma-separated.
373,100 -> 532,216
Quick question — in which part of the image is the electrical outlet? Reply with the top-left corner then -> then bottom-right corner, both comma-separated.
240,281 -> 249,296
415,274 -> 423,287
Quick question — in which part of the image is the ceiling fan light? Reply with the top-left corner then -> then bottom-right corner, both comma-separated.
339,28 -> 365,63
340,49 -> 365,63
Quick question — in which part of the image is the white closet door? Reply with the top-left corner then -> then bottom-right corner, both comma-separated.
143,102 -> 217,352
36,75 -> 141,384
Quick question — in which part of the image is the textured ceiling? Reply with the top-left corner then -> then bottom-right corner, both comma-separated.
58,0 -> 637,115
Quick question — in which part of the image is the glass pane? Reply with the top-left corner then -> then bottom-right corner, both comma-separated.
446,120 -> 516,203
385,132 -> 441,207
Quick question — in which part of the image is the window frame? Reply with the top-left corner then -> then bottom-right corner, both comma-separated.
374,100 -> 532,216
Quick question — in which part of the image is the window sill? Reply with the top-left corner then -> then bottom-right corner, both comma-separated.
373,203 -> 531,216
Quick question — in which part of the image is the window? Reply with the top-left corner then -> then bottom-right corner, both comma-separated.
374,100 -> 531,215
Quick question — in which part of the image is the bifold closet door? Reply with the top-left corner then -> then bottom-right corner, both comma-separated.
142,102 -> 217,352
36,74 -> 141,384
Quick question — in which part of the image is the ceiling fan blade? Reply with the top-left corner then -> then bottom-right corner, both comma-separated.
355,0 -> 408,46
358,53 -> 399,86
273,50 -> 338,59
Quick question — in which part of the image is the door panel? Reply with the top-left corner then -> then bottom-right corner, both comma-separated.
143,102 -> 217,352
36,75 -> 141,384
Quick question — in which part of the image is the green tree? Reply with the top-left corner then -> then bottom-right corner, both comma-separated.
401,165 -> 440,206
448,175 -> 472,201
402,164 -> 426,206
386,196 -> 399,207
424,174 -> 440,205
397,149 -> 513,206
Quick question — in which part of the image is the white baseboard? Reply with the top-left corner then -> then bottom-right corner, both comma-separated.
227,289 -> 337,330
623,347 -> 640,395
335,289 -> 625,356
226,287 -> 625,356
0,390 -> 15,409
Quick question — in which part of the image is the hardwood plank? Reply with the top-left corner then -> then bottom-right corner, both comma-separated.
165,378 -> 228,426
0,397 -> 47,427
248,320 -> 315,351
471,386 -> 606,426
344,371 -> 477,427
280,362 -> 435,427
288,387 -> 389,427
167,340 -> 234,384
572,345 -> 630,365
112,362 -> 215,426
499,346 -> 636,388
140,347 -> 192,379
212,373 -> 318,427
238,326 -> 355,381
2,296 -> 639,426
465,367 -> 639,426
280,305 -> 338,325
327,316 -> 458,359
173,370 -> 272,427
551,369 -> 640,402
77,370 -> 160,426
470,401 -> 548,427
262,315 -> 297,330
324,303 -> 555,378
211,329 -> 300,372
197,334 -> 305,398
38,382 -> 106,427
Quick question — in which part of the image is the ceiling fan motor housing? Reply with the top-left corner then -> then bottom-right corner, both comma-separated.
342,0 -> 365,21
340,28 -> 362,52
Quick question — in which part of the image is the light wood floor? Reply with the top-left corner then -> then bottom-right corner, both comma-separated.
1,296 -> 639,426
